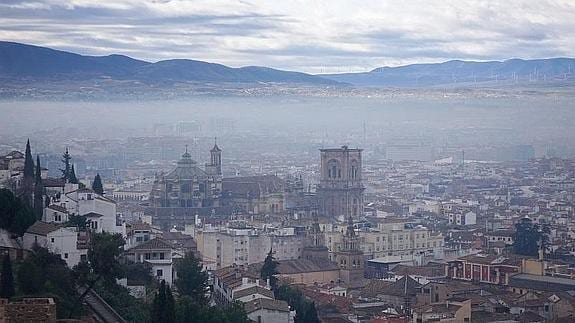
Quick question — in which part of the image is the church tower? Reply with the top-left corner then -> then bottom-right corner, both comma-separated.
317,146 -> 364,219
302,216 -> 329,261
334,216 -> 365,286
206,138 -> 222,176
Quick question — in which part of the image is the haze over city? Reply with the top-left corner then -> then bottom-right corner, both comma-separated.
0,1 -> 574,323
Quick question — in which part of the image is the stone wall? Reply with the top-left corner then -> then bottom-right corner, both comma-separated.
0,298 -> 57,323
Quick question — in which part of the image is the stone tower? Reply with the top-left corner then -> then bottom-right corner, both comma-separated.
334,216 -> 365,286
206,139 -> 222,176
302,216 -> 329,261
317,146 -> 364,219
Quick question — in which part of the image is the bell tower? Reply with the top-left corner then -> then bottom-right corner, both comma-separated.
334,216 -> 365,286
302,216 -> 329,261
317,146 -> 365,219
208,138 -> 222,176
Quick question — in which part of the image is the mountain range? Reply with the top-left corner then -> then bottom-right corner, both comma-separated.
0,41 -> 574,88
0,41 -> 338,85
321,58 -> 575,87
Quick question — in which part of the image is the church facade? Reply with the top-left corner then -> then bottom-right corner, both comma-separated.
150,144 -> 222,208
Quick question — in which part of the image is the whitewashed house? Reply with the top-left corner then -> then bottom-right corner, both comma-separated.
23,221 -> 86,268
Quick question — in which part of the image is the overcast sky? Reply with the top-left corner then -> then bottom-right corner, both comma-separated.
1,0 -> 574,73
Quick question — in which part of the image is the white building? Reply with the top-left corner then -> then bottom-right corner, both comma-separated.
23,221 -> 86,267
325,219 -> 444,259
127,237 -> 182,285
448,211 -> 477,226
47,184 -> 125,236
197,227 -> 303,270
43,205 -> 69,224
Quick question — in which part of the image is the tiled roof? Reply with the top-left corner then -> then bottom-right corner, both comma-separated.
223,175 -> 284,197
46,204 -> 68,213
381,276 -> 422,297
43,178 -> 65,187
83,212 -> 104,218
360,280 -> 393,298
233,286 -> 274,300
243,298 -> 289,314
129,238 -> 174,251
26,221 -> 60,236
274,258 -> 339,274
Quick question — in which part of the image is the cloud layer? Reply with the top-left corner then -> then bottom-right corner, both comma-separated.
1,0 -> 574,73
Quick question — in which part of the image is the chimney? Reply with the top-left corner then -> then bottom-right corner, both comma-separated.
266,278 -> 270,289
242,277 -> 248,285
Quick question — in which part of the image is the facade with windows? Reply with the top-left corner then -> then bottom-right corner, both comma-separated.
317,146 -> 364,219
127,237 -> 180,285
150,146 -> 222,209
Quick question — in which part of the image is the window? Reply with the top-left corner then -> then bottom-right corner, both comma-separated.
145,253 -> 151,260
157,269 -> 163,277
64,253 -> 68,259
160,253 -> 165,260
51,238 -> 55,243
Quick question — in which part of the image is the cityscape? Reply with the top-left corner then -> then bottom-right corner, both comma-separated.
1,1 -> 575,323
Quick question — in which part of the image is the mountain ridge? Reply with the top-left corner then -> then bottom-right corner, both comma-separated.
1,41 -> 574,88
0,41 -> 339,85
321,58 -> 575,87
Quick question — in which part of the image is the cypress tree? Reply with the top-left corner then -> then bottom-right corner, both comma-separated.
0,254 -> 15,299
60,148 -> 71,182
152,280 -> 167,323
34,155 -> 44,219
92,174 -> 104,195
23,139 -> 34,179
165,284 -> 175,323
22,139 -> 35,205
69,165 -> 79,184
260,248 -> 279,292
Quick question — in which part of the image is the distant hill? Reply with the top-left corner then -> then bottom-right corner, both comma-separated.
0,41 -> 339,85
321,58 -> 575,87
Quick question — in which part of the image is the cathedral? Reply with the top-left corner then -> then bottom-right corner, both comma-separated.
150,143 -> 222,208
317,146 -> 365,219
148,142 -> 286,228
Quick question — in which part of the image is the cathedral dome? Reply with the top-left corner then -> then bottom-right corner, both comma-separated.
165,150 -> 208,180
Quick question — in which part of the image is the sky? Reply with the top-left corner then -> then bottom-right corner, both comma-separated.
1,0 -> 574,73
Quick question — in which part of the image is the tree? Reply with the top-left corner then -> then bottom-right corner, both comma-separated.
66,214 -> 88,231
60,148 -> 72,182
152,280 -> 175,323
22,139 -> 35,205
92,173 -> 104,195
18,246 -> 80,318
260,248 -> 279,292
34,155 -> 44,220
71,232 -> 125,317
165,284 -> 176,323
174,252 -> 208,306
297,301 -> 320,323
0,188 -> 36,236
0,255 -> 15,299
514,217 -> 544,257
17,256 -> 44,294
276,284 -> 320,323
69,165 -> 79,184
88,232 -> 125,283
